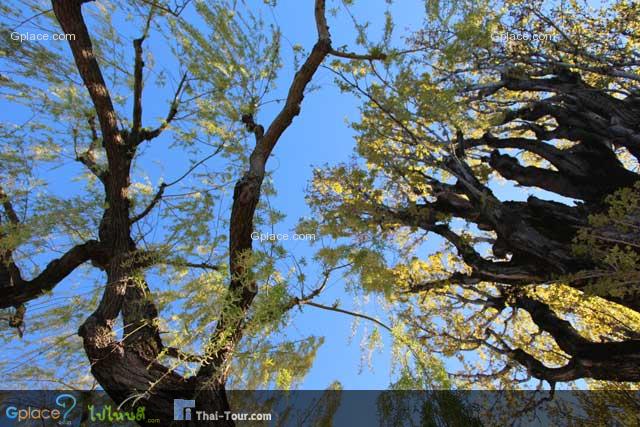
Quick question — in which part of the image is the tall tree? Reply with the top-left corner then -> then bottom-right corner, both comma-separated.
0,0 -> 384,421
308,0 -> 640,391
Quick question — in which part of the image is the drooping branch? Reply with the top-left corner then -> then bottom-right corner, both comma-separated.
1,185 -> 106,309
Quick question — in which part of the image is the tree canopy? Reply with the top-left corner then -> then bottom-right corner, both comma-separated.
1,0 -> 640,424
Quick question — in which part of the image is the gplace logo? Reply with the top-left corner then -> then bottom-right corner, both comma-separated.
5,393 -> 76,423
174,399 -> 196,421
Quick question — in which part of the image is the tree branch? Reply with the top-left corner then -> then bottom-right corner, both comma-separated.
0,186 -> 20,225
164,346 -> 202,363
302,301 -> 393,333
196,0 -> 334,386
0,240 -> 103,309
515,295 -> 640,361
75,116 -> 104,180
138,0 -> 191,17
131,10 -> 154,140
52,0 -> 124,156
487,150 -> 592,200
131,37 -> 145,138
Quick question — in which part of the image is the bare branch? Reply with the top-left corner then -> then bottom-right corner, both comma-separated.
302,301 -> 393,333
